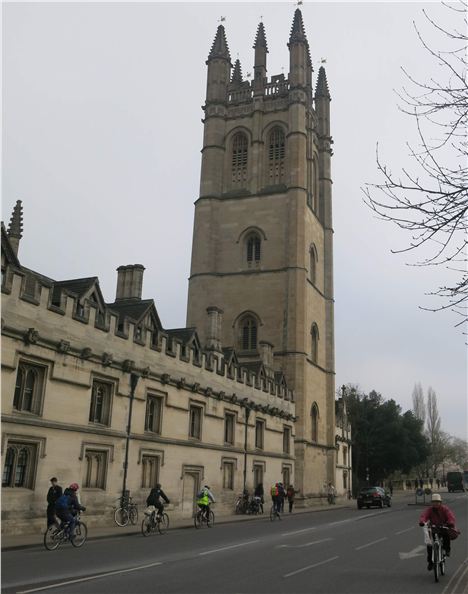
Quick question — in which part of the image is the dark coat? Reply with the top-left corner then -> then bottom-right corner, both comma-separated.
146,487 -> 170,506
47,485 -> 63,506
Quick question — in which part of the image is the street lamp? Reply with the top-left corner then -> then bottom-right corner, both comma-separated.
122,372 -> 140,503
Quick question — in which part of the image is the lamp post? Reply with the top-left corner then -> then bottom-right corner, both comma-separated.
243,406 -> 251,494
122,372 -> 140,502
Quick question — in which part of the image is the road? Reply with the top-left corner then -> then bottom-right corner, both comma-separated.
2,493 -> 467,594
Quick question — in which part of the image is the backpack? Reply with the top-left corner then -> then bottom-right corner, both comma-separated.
271,484 -> 278,497
55,493 -> 71,511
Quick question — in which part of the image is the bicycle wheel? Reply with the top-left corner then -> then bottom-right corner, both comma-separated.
129,506 -> 138,526
43,526 -> 61,551
207,510 -> 215,527
71,521 -> 88,547
433,542 -> 440,583
157,513 -> 169,534
194,511 -> 202,529
141,516 -> 154,537
114,507 -> 129,527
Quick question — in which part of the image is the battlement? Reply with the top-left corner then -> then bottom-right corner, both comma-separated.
227,74 -> 290,105
1,267 -> 295,413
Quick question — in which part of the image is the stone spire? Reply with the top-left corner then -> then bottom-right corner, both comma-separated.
315,66 -> 331,99
253,22 -> 268,51
208,25 -> 231,62
289,8 -> 308,44
7,200 -> 23,257
231,59 -> 243,84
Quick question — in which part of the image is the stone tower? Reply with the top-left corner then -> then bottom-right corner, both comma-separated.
187,9 -> 335,498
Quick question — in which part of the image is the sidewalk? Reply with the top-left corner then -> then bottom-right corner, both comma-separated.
2,501 -> 353,551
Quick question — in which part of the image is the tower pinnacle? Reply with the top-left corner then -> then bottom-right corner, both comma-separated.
208,25 -> 231,61
7,199 -> 23,257
315,66 -> 331,99
253,22 -> 268,51
231,59 -> 243,84
289,8 -> 308,44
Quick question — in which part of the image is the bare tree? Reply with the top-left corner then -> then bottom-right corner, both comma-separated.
364,1 -> 468,326
412,382 -> 426,423
426,387 -> 449,476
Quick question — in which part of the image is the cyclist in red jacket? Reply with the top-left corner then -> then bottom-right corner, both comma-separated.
419,493 -> 456,571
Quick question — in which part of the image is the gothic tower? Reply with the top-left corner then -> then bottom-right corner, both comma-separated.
187,10 -> 335,498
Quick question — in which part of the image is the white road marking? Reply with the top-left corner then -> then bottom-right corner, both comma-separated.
199,540 -> 260,556
277,538 -> 333,549
281,526 -> 317,537
328,519 -> 353,527
283,556 -> 339,578
441,558 -> 468,594
399,545 -> 426,559
355,537 -> 388,551
395,527 -> 414,535
16,562 -> 163,594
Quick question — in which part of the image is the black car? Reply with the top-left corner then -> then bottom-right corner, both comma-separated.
357,487 -> 391,509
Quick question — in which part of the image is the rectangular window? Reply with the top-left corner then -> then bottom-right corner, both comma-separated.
141,455 -> 160,489
283,426 -> 291,454
343,446 -> 348,466
222,462 -> 234,490
2,442 -> 38,489
13,361 -> 46,415
145,394 -> 163,434
89,380 -> 112,426
189,405 -> 202,439
253,464 -> 264,488
224,413 -> 235,445
282,466 -> 291,488
83,449 -> 107,489
255,420 -> 264,450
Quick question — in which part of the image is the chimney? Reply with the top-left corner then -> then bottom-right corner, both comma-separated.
259,341 -> 274,377
115,265 -> 145,301
206,306 -> 223,351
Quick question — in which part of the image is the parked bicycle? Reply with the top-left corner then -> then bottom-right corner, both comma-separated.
141,508 -> 169,536
235,493 -> 249,515
114,495 -> 138,527
194,506 -> 215,528
269,504 -> 281,521
43,513 -> 87,550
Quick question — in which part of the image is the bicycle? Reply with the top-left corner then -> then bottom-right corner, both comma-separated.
43,513 -> 87,550
428,523 -> 448,583
141,509 -> 169,536
114,495 -> 138,527
270,503 -> 281,521
194,506 -> 215,528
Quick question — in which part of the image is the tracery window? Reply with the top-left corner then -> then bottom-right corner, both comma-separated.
240,316 -> 258,351
268,127 -> 285,184
246,233 -> 261,264
232,133 -> 248,185
13,362 -> 45,415
2,442 -> 37,489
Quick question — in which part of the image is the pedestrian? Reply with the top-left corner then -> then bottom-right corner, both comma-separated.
327,482 -> 336,504
46,477 -> 62,529
429,477 -> 433,489
388,480 -> 393,496
436,478 -> 440,489
278,482 -> 286,512
254,482 -> 264,513
287,484 -> 296,513
419,478 -> 424,489
414,479 -> 419,490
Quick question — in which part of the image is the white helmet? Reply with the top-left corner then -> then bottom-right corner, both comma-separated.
431,493 -> 442,502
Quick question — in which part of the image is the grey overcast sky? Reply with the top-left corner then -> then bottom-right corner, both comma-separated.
2,2 -> 466,439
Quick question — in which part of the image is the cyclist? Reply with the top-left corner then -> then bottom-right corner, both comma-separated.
54,483 -> 86,536
419,493 -> 457,570
146,483 -> 170,517
196,485 -> 215,521
271,483 -> 282,514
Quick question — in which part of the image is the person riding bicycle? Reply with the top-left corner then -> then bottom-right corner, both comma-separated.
419,493 -> 457,571
146,483 -> 170,517
197,485 -> 215,521
271,483 -> 283,514
54,483 -> 86,536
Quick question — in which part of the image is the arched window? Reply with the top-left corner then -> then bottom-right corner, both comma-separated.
309,244 -> 318,285
311,324 -> 319,364
13,362 -> 44,414
2,442 -> 37,489
246,233 -> 261,264
232,133 -> 248,185
311,404 -> 319,442
268,127 -> 285,184
240,316 -> 258,351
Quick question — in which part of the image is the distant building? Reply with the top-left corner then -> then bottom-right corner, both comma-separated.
1,9 -> 350,534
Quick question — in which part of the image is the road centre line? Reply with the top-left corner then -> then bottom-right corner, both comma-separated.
281,526 -> 317,537
355,537 -> 388,551
16,562 -> 163,594
395,527 -> 414,535
442,558 -> 468,594
277,538 -> 333,549
283,556 -> 339,578
199,540 -> 260,556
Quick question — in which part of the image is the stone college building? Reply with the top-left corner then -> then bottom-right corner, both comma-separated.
1,10 -> 351,534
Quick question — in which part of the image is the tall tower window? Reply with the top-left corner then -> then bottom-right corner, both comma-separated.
309,244 -> 318,285
239,316 -> 258,351
312,157 -> 319,212
311,403 -> 319,443
268,127 -> 285,184
246,233 -> 261,263
232,133 -> 248,185
311,323 -> 319,364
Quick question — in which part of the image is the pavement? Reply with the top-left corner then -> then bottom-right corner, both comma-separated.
1,498 -> 357,551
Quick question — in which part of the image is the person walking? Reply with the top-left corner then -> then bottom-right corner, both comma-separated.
388,481 -> 393,496
46,477 -> 62,529
286,485 -> 296,513
327,482 -> 336,504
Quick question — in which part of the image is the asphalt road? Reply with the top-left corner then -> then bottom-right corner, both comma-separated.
3,493 -> 467,594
